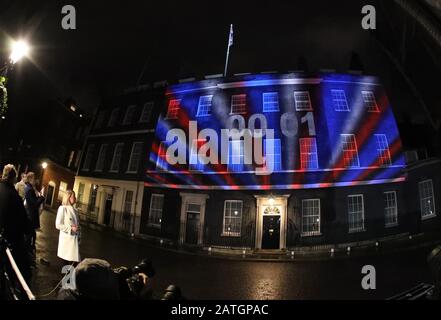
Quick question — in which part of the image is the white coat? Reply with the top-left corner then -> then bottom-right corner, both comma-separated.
55,205 -> 81,262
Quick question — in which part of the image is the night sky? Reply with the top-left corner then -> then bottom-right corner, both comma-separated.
1,0 -> 379,115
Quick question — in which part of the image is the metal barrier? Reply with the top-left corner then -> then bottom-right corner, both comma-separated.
0,235 -> 35,300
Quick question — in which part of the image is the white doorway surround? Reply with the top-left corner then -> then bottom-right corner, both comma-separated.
255,195 -> 290,250
179,193 -> 210,246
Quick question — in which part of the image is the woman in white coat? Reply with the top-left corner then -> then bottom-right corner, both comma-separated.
56,190 -> 81,265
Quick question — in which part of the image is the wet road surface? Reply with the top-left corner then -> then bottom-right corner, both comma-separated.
30,211 -> 435,300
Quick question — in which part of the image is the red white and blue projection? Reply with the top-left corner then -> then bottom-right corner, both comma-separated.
146,73 -> 406,190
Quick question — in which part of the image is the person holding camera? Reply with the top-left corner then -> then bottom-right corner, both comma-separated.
55,190 -> 80,266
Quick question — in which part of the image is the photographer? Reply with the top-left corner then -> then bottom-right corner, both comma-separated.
57,258 -> 156,300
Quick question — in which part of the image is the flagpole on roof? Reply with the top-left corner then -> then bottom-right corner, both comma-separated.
223,24 -> 233,77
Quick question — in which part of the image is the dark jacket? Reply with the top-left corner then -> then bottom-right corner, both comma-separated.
24,183 -> 44,229
0,180 -> 32,281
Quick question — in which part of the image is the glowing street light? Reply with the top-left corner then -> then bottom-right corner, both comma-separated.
9,40 -> 30,64
41,162 -> 48,169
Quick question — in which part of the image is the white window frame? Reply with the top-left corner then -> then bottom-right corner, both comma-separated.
122,105 -> 137,125
419,180 -> 436,220
148,194 -> 164,228
123,190 -> 134,215
139,102 -> 154,123
301,199 -> 321,237
110,143 -> 124,173
264,138 -> 282,172
94,111 -> 106,129
262,92 -> 280,113
196,95 -> 213,117
294,91 -> 313,111
348,195 -> 365,233
95,144 -> 108,172
230,94 -> 247,115
127,142 -> 143,173
228,139 -> 245,172
108,108 -> 120,127
222,200 -> 243,237
189,139 -> 206,172
361,91 -> 380,113
77,183 -> 85,204
375,134 -> 392,167
156,142 -> 169,171
82,144 -> 95,171
384,191 -> 398,227
341,134 -> 360,168
166,99 -> 181,119
299,138 -> 319,170
331,89 -> 350,112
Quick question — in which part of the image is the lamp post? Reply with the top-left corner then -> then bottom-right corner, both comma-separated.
0,39 -> 30,119
41,161 -> 48,195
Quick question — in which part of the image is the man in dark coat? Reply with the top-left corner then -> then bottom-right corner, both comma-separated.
24,172 -> 44,250
0,164 -> 32,282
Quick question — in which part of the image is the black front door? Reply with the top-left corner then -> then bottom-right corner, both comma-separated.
104,194 -> 113,226
262,216 -> 281,249
45,185 -> 54,206
185,213 -> 200,245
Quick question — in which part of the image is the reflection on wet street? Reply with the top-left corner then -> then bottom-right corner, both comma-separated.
31,211 -> 434,300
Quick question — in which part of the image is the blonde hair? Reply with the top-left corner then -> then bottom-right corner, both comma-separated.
62,190 -> 76,206
2,164 -> 17,181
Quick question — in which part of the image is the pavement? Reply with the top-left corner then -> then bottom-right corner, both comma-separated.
29,210 -> 438,300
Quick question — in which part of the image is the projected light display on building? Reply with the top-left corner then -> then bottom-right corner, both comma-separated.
146,73 -> 406,190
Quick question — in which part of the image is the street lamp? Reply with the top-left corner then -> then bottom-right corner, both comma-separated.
1,39 -> 31,119
9,40 -> 30,64
41,162 -> 48,169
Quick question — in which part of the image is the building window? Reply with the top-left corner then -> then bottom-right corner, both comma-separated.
228,140 -> 244,172
384,191 -> 398,227
122,105 -> 137,125
127,142 -> 143,173
88,185 -> 98,213
302,199 -> 321,237
331,90 -> 350,112
139,102 -> 153,123
230,94 -> 247,114
95,144 -> 108,172
294,91 -> 313,111
74,150 -> 82,168
110,143 -> 124,172
124,190 -> 134,215
67,150 -> 75,168
264,138 -> 282,171
94,111 -> 106,129
419,180 -> 436,219
77,183 -> 85,204
108,108 -> 120,127
222,200 -> 243,237
82,144 -> 95,171
341,134 -> 360,168
196,95 -> 213,117
58,181 -> 68,202
362,91 -> 380,113
263,92 -> 280,112
375,134 -> 392,166
300,138 -> 319,170
189,139 -> 206,172
148,194 -> 164,227
166,99 -> 181,119
156,142 -> 169,171
348,195 -> 365,233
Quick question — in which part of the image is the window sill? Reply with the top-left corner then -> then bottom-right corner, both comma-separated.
125,171 -> 138,174
301,232 -> 322,238
422,214 -> 437,221
221,233 -> 241,238
385,223 -> 399,228
349,229 -> 366,234
147,224 -> 161,229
